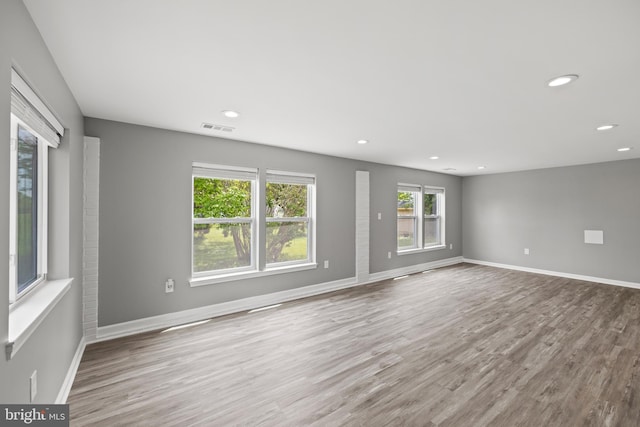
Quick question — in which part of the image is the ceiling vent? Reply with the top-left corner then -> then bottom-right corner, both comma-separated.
201,123 -> 235,132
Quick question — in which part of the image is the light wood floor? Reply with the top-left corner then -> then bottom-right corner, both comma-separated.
68,264 -> 640,426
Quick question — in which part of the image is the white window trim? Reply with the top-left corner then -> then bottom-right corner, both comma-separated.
423,186 -> 446,249
9,115 -> 49,304
397,184 -> 446,254
189,262 -> 317,287
7,69 -> 71,360
265,170 -> 316,268
190,165 -> 317,286
191,164 -> 258,278
397,184 -> 422,252
397,245 -> 447,256
6,278 -> 72,360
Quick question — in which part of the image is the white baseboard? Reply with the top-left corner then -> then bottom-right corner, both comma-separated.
95,256 -> 465,343
56,336 -> 86,404
367,256 -> 464,283
96,276 -> 357,342
463,258 -> 640,290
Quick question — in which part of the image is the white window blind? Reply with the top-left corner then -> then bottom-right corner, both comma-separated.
11,69 -> 63,147
398,183 -> 421,193
266,170 -> 315,185
424,187 -> 444,194
192,163 -> 257,180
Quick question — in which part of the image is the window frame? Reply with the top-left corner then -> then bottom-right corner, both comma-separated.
189,165 -> 317,287
397,184 -> 422,251
423,186 -> 445,249
9,113 -> 50,304
397,183 -> 446,254
191,163 -> 258,279
265,170 -> 316,269
9,68 -> 63,306
7,68 -> 71,360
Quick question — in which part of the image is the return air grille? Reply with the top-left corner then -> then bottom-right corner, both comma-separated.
201,123 -> 235,132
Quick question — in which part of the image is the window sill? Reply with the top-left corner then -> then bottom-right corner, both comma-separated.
397,245 -> 446,256
190,262 -> 318,287
6,278 -> 73,360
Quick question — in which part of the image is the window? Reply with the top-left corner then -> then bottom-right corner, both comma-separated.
397,184 -> 445,252
9,69 -> 63,303
397,185 -> 421,251
424,187 -> 445,248
266,171 -> 315,267
191,164 -> 316,283
192,164 -> 257,276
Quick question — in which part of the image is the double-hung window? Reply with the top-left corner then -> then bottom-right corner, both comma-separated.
9,69 -> 63,303
192,164 -> 257,276
397,184 -> 422,251
191,164 -> 316,284
423,187 -> 445,248
397,184 -> 445,252
265,170 -> 315,267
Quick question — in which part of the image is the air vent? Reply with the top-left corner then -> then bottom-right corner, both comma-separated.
201,123 -> 235,132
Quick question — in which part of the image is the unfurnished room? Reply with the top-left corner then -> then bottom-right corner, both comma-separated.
1,0 -> 640,426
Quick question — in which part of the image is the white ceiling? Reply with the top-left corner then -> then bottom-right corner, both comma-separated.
24,0 -> 640,176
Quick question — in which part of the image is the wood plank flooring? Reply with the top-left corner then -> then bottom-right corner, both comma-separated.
68,264 -> 640,426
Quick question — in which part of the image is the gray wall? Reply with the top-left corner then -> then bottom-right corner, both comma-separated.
84,118 -> 462,327
360,162 -> 462,274
462,159 -> 640,283
0,0 -> 84,403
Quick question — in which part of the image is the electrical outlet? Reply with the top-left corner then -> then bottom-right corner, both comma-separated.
30,371 -> 37,402
524,248 -> 530,255
377,212 -> 382,220
388,251 -> 392,259
324,260 -> 329,269
165,279 -> 174,293
449,243 -> 453,250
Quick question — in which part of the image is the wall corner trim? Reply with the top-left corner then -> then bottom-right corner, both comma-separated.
56,336 -> 86,404
463,258 -> 640,290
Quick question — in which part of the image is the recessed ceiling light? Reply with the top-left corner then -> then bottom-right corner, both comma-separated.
617,147 -> 632,152
547,74 -> 579,87
596,124 -> 618,131
429,156 -> 439,160
357,139 -> 369,145
222,110 -> 240,118
477,166 -> 486,170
